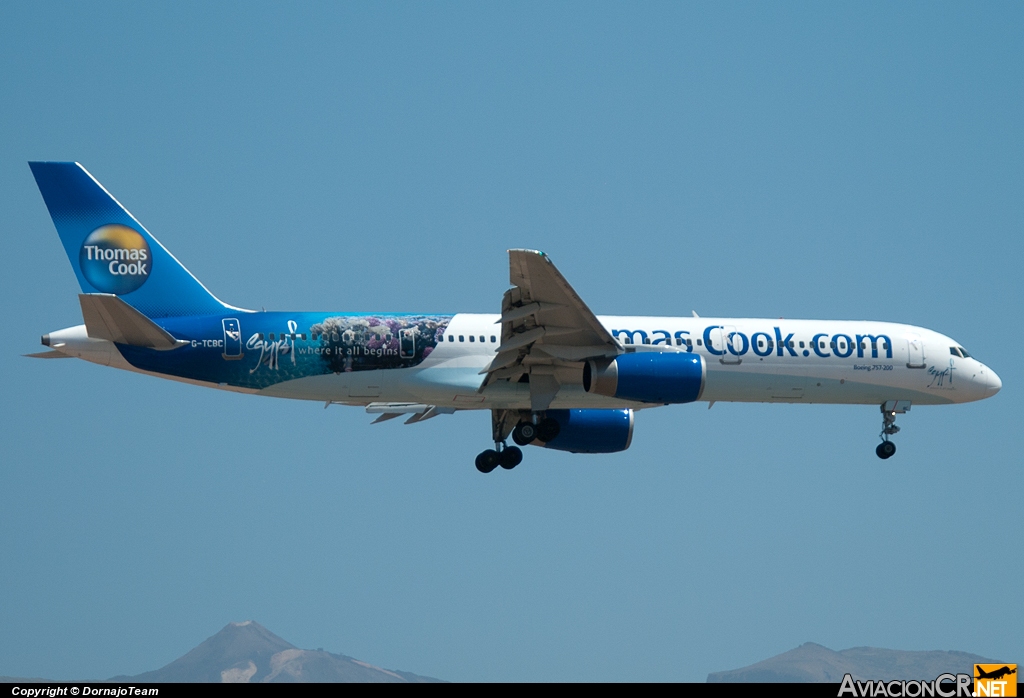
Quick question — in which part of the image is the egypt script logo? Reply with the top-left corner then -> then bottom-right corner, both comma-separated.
79,224 -> 152,294
975,664 -> 1017,697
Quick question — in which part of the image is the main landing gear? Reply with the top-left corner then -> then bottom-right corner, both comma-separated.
475,411 -> 561,473
876,400 -> 911,460
475,444 -> 523,473
511,417 -> 560,446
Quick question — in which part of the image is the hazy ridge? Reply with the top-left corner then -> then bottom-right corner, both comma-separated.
708,642 -> 998,683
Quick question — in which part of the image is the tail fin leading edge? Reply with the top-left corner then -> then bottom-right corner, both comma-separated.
29,161 -> 230,318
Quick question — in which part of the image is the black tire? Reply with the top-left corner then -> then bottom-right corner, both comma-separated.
475,449 -> 500,473
879,441 -> 896,459
500,446 -> 523,470
536,417 -> 561,443
512,422 -> 536,446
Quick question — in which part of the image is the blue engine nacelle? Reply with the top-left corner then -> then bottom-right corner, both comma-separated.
583,351 -> 705,404
539,409 -> 634,454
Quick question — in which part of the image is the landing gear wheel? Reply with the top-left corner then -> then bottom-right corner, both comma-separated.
876,441 -> 896,460
475,449 -> 500,473
499,446 -> 523,470
536,417 -> 561,443
512,422 -> 536,446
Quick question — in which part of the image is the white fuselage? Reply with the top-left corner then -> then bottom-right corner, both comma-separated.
48,314 -> 1000,410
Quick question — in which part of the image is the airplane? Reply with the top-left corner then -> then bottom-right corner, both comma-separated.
26,162 -> 1002,473
975,666 -> 1017,681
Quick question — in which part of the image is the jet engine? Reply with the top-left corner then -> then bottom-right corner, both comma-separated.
538,409 -> 634,454
583,352 -> 704,404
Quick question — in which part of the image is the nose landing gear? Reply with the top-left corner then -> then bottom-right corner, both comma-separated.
876,440 -> 897,459
876,400 -> 911,459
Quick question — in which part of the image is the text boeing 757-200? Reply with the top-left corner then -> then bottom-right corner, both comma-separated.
26,162 -> 1001,472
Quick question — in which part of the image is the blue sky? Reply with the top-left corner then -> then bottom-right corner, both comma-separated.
1,2 -> 1021,682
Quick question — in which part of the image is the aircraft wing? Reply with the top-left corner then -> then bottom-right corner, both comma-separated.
481,249 -> 622,409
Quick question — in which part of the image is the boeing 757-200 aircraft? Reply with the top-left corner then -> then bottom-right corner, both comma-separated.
27,163 -> 1002,472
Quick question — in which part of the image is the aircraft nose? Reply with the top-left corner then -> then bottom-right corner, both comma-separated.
985,368 -> 1002,396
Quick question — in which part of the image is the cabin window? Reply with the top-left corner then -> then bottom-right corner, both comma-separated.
469,335 -> 475,342
459,335 -> 465,342
643,338 -> 650,345
490,336 -> 496,343
758,340 -> 764,348
799,341 -> 805,348
479,336 -> 485,342
269,333 -> 276,340
676,337 -> 683,346
300,334 -> 306,340
830,341 -> 836,349
332,333 -> 339,342
788,341 -> 794,348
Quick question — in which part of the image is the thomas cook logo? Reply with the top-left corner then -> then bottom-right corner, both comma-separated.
975,664 -> 1017,697
79,224 -> 152,294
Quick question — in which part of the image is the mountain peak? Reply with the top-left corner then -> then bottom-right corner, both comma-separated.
115,621 -> 295,683
109,622 -> 441,683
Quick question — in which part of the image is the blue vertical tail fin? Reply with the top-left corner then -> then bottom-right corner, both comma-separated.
29,161 -> 234,318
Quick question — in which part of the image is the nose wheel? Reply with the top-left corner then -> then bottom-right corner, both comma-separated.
876,400 -> 910,460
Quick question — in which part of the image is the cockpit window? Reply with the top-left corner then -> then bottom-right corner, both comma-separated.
950,347 -> 962,358
958,346 -> 971,358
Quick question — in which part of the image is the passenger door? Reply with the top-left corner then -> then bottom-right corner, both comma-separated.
716,325 -> 742,364
906,334 -> 926,369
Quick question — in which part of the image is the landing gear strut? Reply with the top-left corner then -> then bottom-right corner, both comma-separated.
476,409 -> 527,473
476,410 -> 560,473
876,400 -> 911,460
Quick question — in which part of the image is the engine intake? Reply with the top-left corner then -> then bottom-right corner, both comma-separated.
583,352 -> 704,404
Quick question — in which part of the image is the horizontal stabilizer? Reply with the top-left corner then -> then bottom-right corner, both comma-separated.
365,402 -> 457,424
79,294 -> 187,350
24,350 -> 72,359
